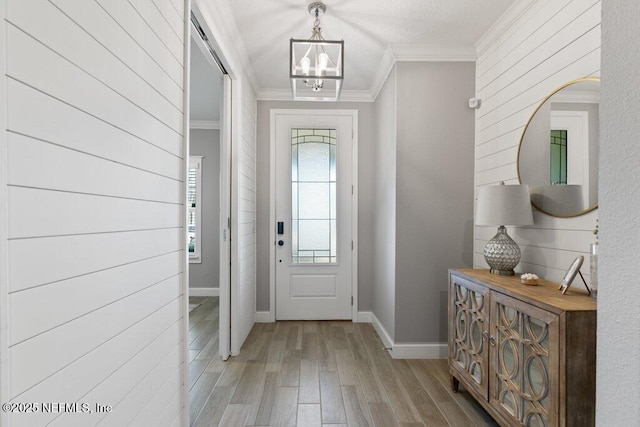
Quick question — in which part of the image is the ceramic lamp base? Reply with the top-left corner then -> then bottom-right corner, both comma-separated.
484,226 -> 521,276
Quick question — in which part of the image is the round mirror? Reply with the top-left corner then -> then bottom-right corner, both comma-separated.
517,78 -> 600,217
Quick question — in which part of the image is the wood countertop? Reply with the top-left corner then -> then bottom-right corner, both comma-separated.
450,268 -> 596,314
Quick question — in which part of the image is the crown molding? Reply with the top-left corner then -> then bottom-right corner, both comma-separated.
368,46 -> 396,102
190,120 -> 221,129
389,44 -> 476,62
256,88 -> 374,103
552,90 -> 600,104
475,0 -> 538,57
193,0 -> 260,96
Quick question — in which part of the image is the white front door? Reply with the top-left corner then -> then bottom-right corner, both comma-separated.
273,111 -> 355,320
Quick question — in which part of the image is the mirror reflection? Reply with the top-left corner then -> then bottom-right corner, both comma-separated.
518,78 -> 600,217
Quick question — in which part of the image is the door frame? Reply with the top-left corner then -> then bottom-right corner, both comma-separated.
269,109 -> 359,322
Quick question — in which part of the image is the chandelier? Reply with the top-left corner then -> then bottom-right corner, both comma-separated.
290,2 -> 344,101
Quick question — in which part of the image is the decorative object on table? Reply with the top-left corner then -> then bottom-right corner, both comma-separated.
590,220 -> 598,299
520,273 -> 539,285
290,2 -> 344,101
476,182 -> 534,275
558,255 -> 590,295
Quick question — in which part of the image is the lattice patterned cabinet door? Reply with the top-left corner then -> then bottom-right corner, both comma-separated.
489,292 -> 560,427
449,276 -> 490,399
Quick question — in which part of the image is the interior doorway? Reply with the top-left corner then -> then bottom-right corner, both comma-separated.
187,6 -> 232,421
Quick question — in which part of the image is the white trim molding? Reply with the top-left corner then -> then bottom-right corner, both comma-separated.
369,313 -> 448,359
257,88 -> 373,102
370,312 -> 394,351
391,343 -> 448,359
368,46 -> 397,103
190,120 -> 221,129
188,287 -> 220,297
255,311 -> 272,323
475,0 -> 538,56
553,90 -> 600,104
355,311 -> 372,323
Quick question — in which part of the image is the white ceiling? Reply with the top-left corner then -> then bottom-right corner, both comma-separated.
189,38 -> 223,121
227,0 -> 515,96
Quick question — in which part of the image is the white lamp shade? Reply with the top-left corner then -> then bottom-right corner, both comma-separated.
476,184 -> 534,226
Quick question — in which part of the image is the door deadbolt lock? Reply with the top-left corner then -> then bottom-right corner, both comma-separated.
278,240 -> 284,246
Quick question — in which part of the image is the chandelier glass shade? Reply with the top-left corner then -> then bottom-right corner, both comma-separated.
290,2 -> 343,101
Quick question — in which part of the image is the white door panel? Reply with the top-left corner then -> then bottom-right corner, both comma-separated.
274,112 -> 354,320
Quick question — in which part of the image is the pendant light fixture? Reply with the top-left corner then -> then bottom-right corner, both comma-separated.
290,2 -> 344,101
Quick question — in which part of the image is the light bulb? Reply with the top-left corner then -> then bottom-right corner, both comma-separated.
300,56 -> 310,76
316,52 -> 329,76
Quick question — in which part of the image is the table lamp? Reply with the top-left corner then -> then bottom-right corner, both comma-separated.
476,182 -> 534,275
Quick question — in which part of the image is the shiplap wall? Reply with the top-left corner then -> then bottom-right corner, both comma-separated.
2,0 -> 187,425
474,0 -> 601,282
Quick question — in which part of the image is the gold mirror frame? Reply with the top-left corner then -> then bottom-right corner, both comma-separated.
517,77 -> 600,218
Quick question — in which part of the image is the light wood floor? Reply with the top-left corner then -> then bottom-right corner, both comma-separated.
189,297 -> 497,426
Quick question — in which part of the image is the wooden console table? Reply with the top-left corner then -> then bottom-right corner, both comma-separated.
448,269 -> 596,426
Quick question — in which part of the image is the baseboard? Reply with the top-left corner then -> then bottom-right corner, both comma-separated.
255,311 -> 273,323
370,312 -> 394,350
188,287 -> 219,297
355,311 -> 372,323
255,311 -> 370,323
368,313 -> 448,359
391,343 -> 448,359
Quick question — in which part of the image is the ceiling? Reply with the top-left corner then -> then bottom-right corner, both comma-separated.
227,0 -> 515,96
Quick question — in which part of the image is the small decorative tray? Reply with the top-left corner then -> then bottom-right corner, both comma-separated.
520,273 -> 539,286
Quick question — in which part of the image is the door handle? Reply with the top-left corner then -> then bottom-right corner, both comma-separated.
278,240 -> 284,246
277,222 -> 284,235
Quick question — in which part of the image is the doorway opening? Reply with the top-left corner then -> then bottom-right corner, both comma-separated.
187,7 -> 232,423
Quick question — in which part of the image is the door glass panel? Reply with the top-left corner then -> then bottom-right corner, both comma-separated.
291,128 -> 337,263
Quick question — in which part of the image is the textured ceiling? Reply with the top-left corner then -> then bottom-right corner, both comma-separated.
228,0 -> 514,92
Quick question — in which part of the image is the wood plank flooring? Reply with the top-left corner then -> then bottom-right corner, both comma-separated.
189,297 -> 497,426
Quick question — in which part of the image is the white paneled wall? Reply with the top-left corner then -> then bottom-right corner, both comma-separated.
1,0 -> 187,425
474,0 -> 600,282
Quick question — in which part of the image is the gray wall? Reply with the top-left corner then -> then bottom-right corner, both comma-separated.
189,129 -> 221,289
598,0 -> 640,422
372,66 -> 397,339
256,101 -> 376,311
394,62 -> 475,343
